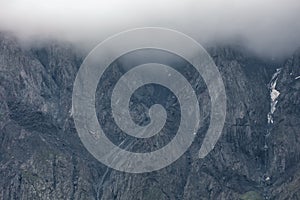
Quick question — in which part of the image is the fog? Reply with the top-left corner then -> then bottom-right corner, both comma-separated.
1,0 -> 300,58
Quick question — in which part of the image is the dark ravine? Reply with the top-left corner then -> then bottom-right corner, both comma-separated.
0,32 -> 300,200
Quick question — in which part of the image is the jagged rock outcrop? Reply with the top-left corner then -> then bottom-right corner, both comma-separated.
267,50 -> 300,200
0,32 -> 299,200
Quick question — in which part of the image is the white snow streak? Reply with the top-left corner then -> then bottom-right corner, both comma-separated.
267,68 -> 282,124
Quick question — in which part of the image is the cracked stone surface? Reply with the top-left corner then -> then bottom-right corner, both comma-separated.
0,32 -> 300,199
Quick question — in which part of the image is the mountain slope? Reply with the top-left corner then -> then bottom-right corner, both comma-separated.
0,33 -> 299,200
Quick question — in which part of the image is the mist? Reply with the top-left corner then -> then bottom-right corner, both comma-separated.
1,0 -> 300,58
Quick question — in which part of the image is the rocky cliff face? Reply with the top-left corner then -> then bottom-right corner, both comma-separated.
0,32 -> 299,200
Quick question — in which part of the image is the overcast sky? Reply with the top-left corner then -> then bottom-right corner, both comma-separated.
1,0 -> 300,58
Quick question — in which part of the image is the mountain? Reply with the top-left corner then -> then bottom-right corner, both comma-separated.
0,32 -> 300,200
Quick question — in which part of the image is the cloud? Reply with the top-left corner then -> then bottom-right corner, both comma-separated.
0,0 -> 300,58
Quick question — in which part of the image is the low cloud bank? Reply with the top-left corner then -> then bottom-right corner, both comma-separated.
1,0 -> 300,58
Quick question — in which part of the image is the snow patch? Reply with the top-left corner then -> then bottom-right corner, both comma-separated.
270,89 -> 280,102
270,100 -> 278,114
267,114 -> 273,124
267,68 -> 282,124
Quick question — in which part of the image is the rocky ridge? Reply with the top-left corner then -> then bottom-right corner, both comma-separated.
0,33 -> 300,199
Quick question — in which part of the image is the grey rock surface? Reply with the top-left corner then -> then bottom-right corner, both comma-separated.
0,32 -> 299,199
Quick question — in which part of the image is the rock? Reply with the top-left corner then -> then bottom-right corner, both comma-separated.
0,32 -> 299,199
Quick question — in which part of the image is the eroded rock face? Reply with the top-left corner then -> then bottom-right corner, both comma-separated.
267,51 -> 300,200
0,32 -> 299,200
